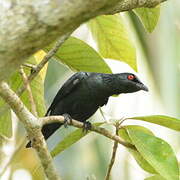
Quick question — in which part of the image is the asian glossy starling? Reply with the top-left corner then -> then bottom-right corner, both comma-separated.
26,72 -> 148,147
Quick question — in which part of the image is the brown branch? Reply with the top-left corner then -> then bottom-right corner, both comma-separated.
106,0 -> 167,14
0,81 -> 61,180
105,124 -> 119,180
22,63 -> 37,71
19,66 -> 38,116
0,0 -> 167,81
17,32 -> 72,96
41,116 -> 136,150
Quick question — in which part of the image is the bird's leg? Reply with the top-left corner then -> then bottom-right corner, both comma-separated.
62,113 -> 72,128
82,121 -> 92,133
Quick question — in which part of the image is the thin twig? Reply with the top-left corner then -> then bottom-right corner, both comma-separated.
105,124 -> 119,180
17,32 -> 72,96
41,116 -> 136,150
22,63 -> 37,71
19,66 -> 38,116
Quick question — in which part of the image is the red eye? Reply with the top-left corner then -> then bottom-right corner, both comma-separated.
127,75 -> 135,80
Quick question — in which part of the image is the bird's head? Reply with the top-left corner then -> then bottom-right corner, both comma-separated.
113,73 -> 148,94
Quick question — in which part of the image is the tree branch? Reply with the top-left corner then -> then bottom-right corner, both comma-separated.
0,81 -> 61,180
19,66 -> 38,116
0,0 -> 166,81
106,0 -> 167,14
41,116 -> 136,150
105,125 -> 119,180
22,63 -> 37,71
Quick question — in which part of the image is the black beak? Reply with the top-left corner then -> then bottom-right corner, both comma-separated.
137,83 -> 149,92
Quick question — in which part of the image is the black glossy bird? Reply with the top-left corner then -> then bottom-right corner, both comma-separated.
27,72 -> 148,147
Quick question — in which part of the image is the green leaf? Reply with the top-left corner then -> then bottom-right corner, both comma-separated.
119,126 -> 157,174
126,126 -> 179,180
145,175 -> 166,180
129,115 -> 180,131
133,6 -> 160,33
0,103 -> 12,137
89,14 -> 137,71
45,37 -> 112,73
51,122 -> 104,157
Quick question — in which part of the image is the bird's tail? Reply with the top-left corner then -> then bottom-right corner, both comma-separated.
26,122 -> 62,148
42,122 -> 62,140
26,109 -> 62,148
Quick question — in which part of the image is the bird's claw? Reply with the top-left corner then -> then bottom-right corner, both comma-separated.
83,121 -> 92,133
62,113 -> 72,128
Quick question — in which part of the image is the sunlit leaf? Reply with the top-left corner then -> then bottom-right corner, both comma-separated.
129,115 -> 180,131
119,126 -> 157,174
133,6 -> 160,33
145,175 -> 166,180
33,50 -> 48,79
126,126 -> 179,180
45,37 -> 112,73
89,15 -> 137,71
51,122 -> 104,157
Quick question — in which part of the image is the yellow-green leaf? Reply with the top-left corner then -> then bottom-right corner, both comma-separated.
119,126 -> 157,174
145,175 -> 166,180
45,37 -> 112,73
89,14 -> 137,71
51,122 -> 104,157
133,6 -> 160,33
129,115 -> 180,131
126,126 -> 179,180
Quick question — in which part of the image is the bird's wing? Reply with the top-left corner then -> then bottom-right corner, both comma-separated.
45,72 -> 89,116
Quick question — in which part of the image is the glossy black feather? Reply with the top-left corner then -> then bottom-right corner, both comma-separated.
26,72 -> 148,147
